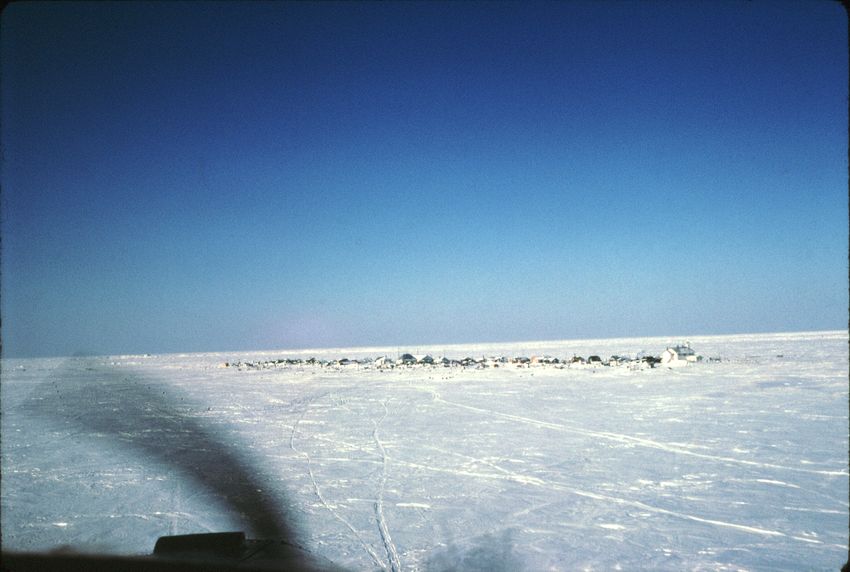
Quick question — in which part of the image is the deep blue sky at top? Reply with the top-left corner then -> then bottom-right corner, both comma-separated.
2,1 -> 847,357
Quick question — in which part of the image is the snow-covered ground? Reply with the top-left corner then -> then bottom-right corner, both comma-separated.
2,331 -> 847,570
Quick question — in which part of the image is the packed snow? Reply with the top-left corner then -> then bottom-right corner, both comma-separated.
2,331 -> 847,570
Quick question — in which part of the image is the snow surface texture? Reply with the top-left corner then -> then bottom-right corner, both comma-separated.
2,331 -> 848,571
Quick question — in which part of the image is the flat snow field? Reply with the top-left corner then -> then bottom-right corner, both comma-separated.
2,331 -> 848,571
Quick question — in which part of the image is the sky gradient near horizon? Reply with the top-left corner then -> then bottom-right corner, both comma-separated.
2,1 -> 847,358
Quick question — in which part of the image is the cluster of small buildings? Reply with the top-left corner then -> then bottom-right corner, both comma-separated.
223,343 -> 708,371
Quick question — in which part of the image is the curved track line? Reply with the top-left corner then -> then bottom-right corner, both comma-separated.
289,401 -> 386,569
372,400 -> 401,572
432,392 -> 848,477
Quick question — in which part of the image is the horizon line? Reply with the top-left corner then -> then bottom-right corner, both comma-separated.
4,328 -> 847,361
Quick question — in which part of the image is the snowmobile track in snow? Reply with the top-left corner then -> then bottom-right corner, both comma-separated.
289,396 -> 386,569
431,392 -> 848,477
372,399 -> 401,572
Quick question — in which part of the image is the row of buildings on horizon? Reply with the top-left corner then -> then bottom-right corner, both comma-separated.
223,343 -> 710,371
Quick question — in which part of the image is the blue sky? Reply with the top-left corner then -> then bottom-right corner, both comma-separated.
2,1 -> 847,357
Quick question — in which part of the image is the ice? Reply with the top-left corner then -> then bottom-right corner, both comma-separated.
1,330 -> 847,570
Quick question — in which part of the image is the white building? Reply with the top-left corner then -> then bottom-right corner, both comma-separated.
660,343 -> 699,367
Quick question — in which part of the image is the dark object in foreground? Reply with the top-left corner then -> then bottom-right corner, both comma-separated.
2,532 -> 345,572
153,532 -> 339,568
154,532 -> 248,560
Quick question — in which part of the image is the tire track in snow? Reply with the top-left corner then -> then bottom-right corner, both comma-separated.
391,451 -> 822,544
431,392 -> 848,477
289,399 -> 386,569
372,399 -> 401,572
561,486 -> 789,538
169,477 -> 181,536
394,457 -> 546,486
421,444 -> 515,477
279,423 -> 385,460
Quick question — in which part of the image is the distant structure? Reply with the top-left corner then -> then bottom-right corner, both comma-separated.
659,342 -> 700,367
222,343 -> 715,372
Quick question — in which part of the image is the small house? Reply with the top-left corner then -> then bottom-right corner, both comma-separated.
660,343 -> 699,367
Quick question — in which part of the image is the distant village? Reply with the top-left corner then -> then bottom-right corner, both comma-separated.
224,343 -> 718,372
